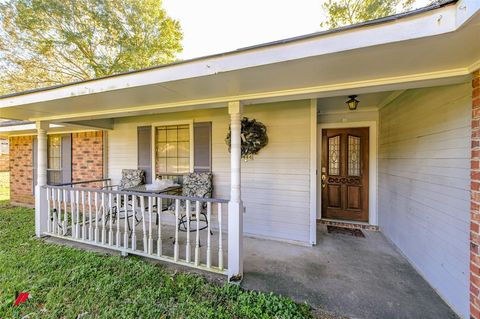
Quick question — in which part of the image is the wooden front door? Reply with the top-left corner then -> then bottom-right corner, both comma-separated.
321,127 -> 369,222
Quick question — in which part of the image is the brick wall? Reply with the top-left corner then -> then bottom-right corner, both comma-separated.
471,70 -> 480,319
9,136 -> 34,205
9,131 -> 104,206
72,131 -> 104,183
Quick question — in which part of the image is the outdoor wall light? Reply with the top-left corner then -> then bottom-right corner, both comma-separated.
346,95 -> 359,110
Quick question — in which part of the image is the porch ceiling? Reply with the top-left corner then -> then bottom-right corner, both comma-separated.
0,1 -> 478,122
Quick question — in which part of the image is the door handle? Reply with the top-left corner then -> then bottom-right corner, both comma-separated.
321,174 -> 326,188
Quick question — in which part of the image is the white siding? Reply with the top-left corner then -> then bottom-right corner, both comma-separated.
378,83 -> 470,318
108,100 -> 312,243
318,109 -> 379,124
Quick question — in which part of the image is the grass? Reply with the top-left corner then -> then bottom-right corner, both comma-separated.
0,201 -> 313,319
0,172 -> 9,201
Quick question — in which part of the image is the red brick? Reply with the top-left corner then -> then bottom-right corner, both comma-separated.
474,78 -> 480,90
474,88 -> 480,98
473,283 -> 480,297
472,302 -> 480,319
473,161 -> 480,170
9,136 -> 34,205
72,131 -> 104,184
10,132 -> 104,205
473,171 -> 480,180
474,98 -> 480,108
473,222 -> 480,233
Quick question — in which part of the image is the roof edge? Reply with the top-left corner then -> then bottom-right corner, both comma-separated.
0,120 -> 34,127
0,0 -> 458,101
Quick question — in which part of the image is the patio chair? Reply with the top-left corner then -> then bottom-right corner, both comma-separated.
177,172 -> 213,233
105,169 -> 145,233
106,169 -> 145,191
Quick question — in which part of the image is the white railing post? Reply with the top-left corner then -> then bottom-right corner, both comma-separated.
227,101 -> 244,282
35,121 -> 49,237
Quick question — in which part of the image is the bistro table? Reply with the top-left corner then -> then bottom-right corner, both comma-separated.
124,184 -> 182,195
123,184 -> 182,226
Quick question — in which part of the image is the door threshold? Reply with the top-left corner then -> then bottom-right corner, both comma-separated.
318,218 -> 379,231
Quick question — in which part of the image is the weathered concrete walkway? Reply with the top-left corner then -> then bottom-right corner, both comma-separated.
242,224 -> 459,319
47,221 -> 459,319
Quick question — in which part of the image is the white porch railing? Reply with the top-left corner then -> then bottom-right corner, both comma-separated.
41,184 -> 229,275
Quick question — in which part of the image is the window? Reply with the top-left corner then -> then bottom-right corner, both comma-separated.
47,135 -> 62,184
33,134 -> 71,192
155,124 -> 191,175
0,139 -> 8,155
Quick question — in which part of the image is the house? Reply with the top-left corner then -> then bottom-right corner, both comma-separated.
0,121 -> 11,172
0,137 -> 8,172
0,0 -> 479,318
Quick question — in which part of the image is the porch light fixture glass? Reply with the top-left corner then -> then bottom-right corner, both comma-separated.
346,95 -> 359,111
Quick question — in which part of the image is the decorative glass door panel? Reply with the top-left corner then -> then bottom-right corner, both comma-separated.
348,135 -> 361,176
321,128 -> 369,222
328,135 -> 340,176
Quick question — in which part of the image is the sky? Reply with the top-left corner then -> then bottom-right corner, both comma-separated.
162,0 -> 432,60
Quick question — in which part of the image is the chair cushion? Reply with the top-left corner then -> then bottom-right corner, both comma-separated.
120,169 -> 145,190
182,172 -> 213,199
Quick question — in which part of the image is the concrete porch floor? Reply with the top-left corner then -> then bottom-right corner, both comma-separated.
242,224 -> 459,319
47,220 -> 460,319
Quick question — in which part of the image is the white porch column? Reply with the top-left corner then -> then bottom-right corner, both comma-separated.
35,121 -> 48,237
228,101 -> 244,282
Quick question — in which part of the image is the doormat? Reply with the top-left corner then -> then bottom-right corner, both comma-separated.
327,226 -> 365,238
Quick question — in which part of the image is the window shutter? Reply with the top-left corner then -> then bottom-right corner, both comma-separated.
61,134 -> 72,184
138,126 -> 152,183
194,122 -> 212,172
32,137 -> 37,194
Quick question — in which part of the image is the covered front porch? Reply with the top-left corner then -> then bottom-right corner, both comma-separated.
26,79 -> 469,317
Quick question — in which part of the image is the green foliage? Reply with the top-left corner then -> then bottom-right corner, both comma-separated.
0,202 -> 313,318
320,0 -> 417,29
0,0 -> 183,95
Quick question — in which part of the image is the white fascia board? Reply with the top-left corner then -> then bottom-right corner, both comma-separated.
0,123 -> 63,133
456,0 -> 480,27
0,3 -> 472,110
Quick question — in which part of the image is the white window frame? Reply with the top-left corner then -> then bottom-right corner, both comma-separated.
47,134 -> 63,185
150,120 -> 194,177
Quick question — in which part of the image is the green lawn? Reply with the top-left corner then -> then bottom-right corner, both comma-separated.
0,201 -> 313,319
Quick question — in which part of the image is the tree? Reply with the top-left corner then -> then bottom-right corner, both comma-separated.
0,0 -> 183,95
320,0 -> 416,29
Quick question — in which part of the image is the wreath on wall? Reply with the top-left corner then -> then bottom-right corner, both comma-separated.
225,117 -> 268,161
